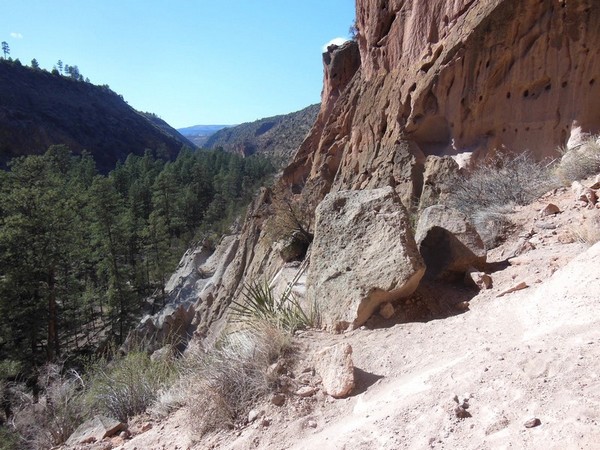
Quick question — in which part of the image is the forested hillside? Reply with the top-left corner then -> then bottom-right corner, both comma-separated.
0,146 -> 274,376
204,104 -> 319,163
0,59 -> 194,172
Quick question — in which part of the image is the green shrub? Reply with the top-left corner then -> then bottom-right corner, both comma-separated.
0,427 -> 19,450
86,351 -> 177,422
231,278 -> 317,333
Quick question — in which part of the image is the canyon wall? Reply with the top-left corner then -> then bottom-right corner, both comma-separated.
187,0 -> 600,342
285,0 -> 600,202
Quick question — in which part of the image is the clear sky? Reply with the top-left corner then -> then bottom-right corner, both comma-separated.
1,1 -> 355,129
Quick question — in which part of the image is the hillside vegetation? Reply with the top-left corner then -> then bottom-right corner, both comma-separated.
0,59 -> 194,173
204,104 -> 319,164
0,146 -> 274,385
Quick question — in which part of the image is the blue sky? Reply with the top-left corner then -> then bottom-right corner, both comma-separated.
1,1 -> 355,128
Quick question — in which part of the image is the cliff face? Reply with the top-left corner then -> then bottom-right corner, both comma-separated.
285,0 -> 600,204
187,0 -> 600,343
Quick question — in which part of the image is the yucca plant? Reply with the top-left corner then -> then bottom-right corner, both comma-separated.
230,274 -> 315,332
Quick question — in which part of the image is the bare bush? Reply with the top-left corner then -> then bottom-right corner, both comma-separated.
448,152 -> 559,217
9,364 -> 86,449
266,187 -> 314,261
556,136 -> 600,183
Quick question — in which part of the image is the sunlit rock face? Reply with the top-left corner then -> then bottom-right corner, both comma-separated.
284,0 -> 600,205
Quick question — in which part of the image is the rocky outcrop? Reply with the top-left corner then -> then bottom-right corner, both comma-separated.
284,0 -> 600,208
306,187 -> 425,331
184,0 -> 600,350
416,205 -> 487,280
66,416 -> 125,446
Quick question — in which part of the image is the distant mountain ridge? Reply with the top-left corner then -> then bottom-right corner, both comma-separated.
177,124 -> 231,147
0,60 -> 194,172
203,104 -> 319,162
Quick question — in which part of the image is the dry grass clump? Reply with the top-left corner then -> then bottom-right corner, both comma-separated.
569,216 -> 600,247
182,322 -> 292,436
556,136 -> 600,183
6,364 -> 87,450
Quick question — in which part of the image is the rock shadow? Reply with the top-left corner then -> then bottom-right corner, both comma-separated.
485,258 -> 511,273
364,279 -> 479,330
351,367 -> 385,396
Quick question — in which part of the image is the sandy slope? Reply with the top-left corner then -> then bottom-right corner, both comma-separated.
103,185 -> 600,450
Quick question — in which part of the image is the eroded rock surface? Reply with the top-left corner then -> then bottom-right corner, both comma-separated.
313,343 -> 355,398
307,187 -> 424,331
416,205 -> 486,280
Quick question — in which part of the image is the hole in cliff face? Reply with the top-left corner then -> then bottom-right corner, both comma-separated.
590,79 -> 596,85
506,92 -> 511,99
523,90 -> 529,97
562,81 -> 568,88
411,115 -> 452,156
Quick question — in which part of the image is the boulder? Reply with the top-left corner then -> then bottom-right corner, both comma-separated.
314,343 -> 355,398
306,187 -> 425,331
416,205 -> 486,280
65,415 -> 126,446
419,156 -> 461,210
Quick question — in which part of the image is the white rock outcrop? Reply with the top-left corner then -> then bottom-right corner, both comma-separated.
306,187 -> 425,331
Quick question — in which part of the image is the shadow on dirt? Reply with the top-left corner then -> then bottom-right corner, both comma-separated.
351,367 -> 385,396
364,279 -> 479,330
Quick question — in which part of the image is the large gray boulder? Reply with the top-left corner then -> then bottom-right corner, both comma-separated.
306,187 -> 425,331
415,205 -> 486,280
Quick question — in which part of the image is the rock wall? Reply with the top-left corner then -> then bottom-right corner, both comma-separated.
285,0 -> 600,205
184,0 -> 600,346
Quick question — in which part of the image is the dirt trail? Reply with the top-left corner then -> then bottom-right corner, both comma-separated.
109,184 -> 600,450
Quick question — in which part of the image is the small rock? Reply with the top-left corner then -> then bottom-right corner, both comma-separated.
535,221 -> 556,230
307,420 -> 317,429
248,409 -> 263,423
524,418 -> 541,428
119,430 -> 130,439
296,386 -> 317,397
260,417 -> 271,427
540,203 -> 560,216
455,406 -> 472,419
465,268 -> 493,290
497,281 -> 528,297
141,422 -> 152,433
379,302 -> 395,319
313,342 -> 355,398
271,393 -> 285,406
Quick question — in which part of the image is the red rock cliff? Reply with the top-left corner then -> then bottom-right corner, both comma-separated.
285,0 -> 600,203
